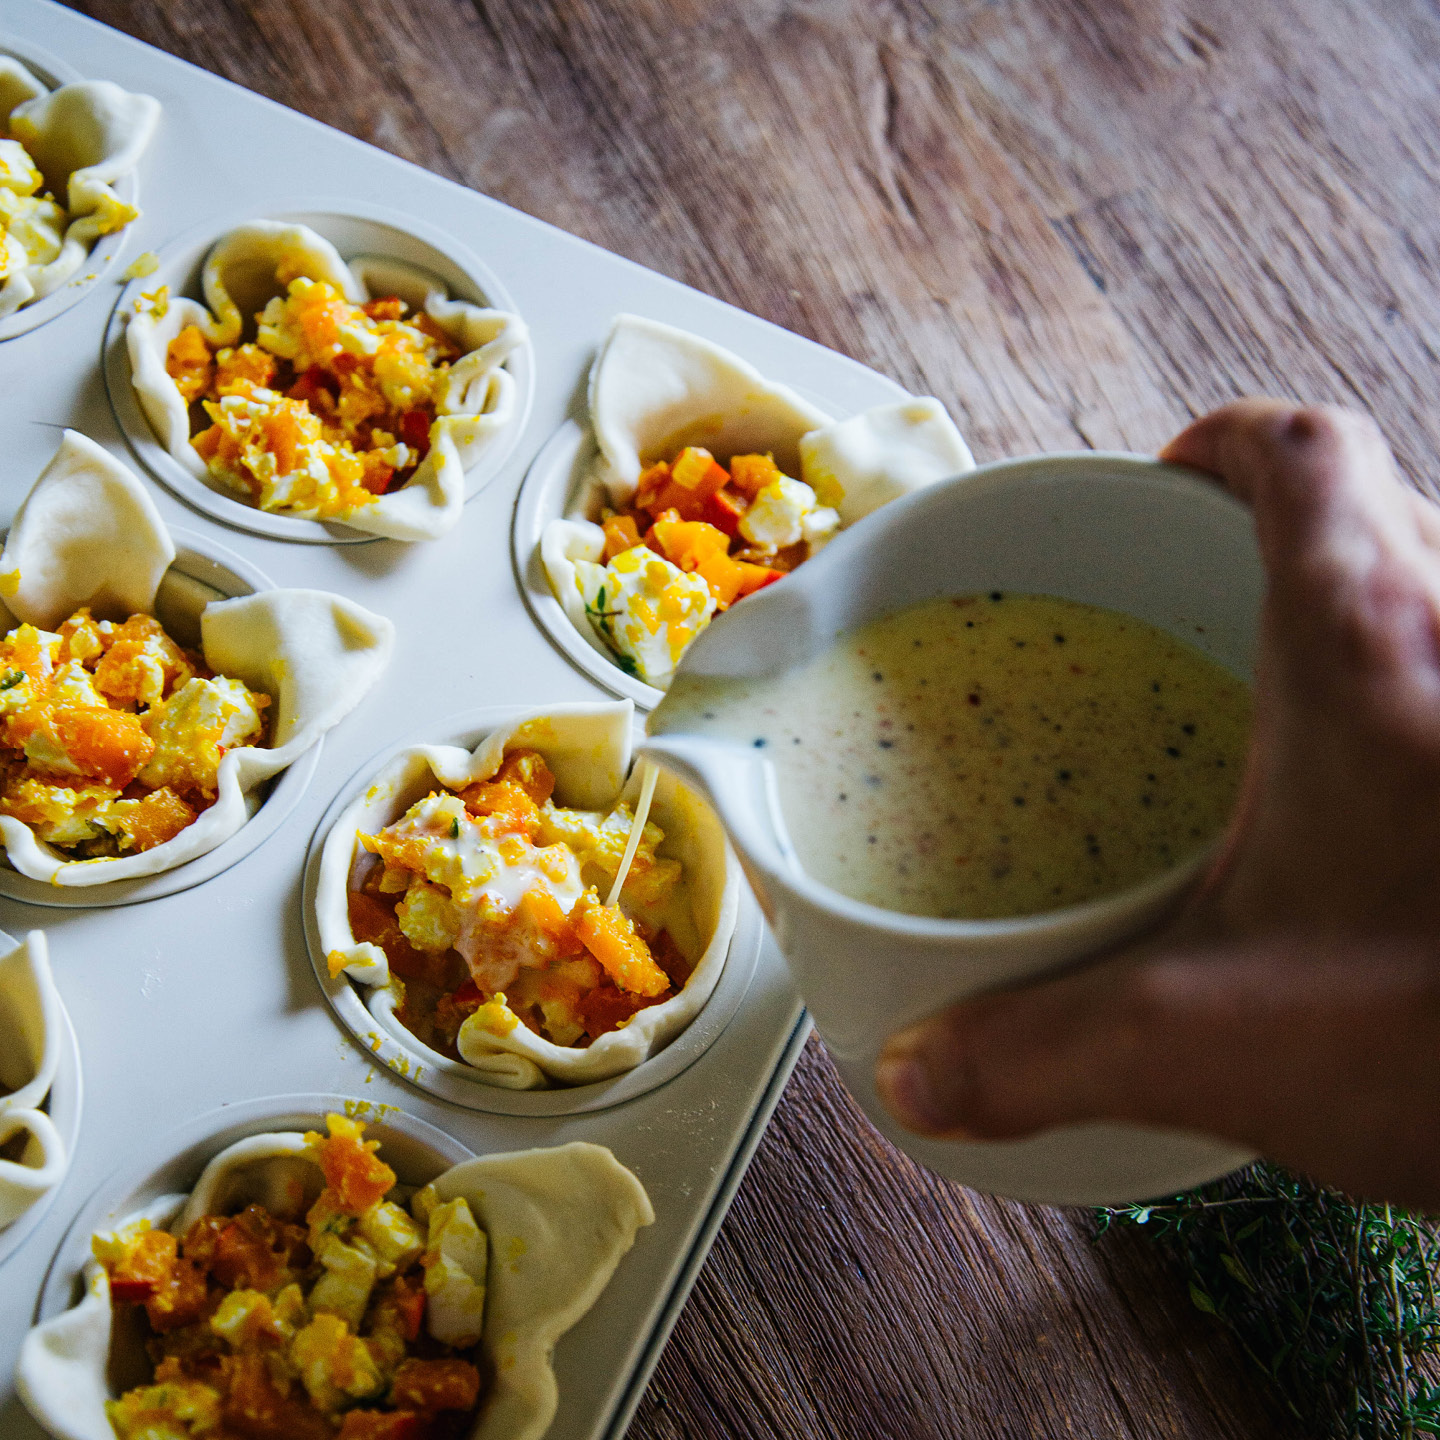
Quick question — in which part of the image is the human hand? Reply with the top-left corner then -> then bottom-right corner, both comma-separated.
874,399 -> 1440,1207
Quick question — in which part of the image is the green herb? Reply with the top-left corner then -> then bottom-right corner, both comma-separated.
584,584 -> 630,669
449,818 -> 460,839
1095,1162 -> 1440,1437
0,669 -> 24,691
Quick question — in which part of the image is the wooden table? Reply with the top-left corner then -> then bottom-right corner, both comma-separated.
57,1 -> 1435,1433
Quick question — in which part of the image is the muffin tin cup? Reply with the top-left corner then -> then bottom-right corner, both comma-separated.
303,705 -> 764,1117
0,526 -> 320,908
0,984 -> 81,1270
104,200 -> 535,545
0,36 -> 141,344
513,371 -> 874,711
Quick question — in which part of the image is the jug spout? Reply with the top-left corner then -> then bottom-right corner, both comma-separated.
638,735 -> 796,920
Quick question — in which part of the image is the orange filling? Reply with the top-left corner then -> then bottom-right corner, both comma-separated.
165,282 -> 461,517
601,446 -> 799,610
0,609 -> 270,858
349,749 -> 693,1054
98,1117 -> 484,1440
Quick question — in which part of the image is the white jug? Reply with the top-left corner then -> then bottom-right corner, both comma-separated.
645,453 -> 1262,1204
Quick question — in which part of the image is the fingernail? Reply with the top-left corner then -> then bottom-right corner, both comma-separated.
875,1027 -> 970,1139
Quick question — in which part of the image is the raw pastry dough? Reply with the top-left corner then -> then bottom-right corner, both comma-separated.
127,220 -> 528,540
0,432 -> 394,885
588,313 -> 832,504
800,397 -> 975,523
15,1127 -> 652,1440
317,701 -> 739,1088
0,58 -> 159,318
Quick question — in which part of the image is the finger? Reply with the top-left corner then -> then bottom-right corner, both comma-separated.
1162,400 -> 1411,574
1166,403 -> 1440,702
873,936 -> 1440,1206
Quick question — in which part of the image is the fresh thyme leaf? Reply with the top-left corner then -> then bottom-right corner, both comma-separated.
1190,1280 -> 1219,1315
1096,1162 -> 1440,1439
0,668 -> 24,691
449,818 -> 460,839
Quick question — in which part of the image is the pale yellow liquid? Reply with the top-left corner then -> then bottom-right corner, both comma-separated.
651,592 -> 1252,919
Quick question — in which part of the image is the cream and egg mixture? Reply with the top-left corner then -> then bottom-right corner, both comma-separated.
345,748 -> 692,1056
98,1115 -> 488,1440
164,280 -> 460,519
652,592 -> 1252,919
0,609 -> 267,857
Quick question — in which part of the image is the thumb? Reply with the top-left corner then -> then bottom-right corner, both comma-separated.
874,944 -> 1163,1143
872,934 -> 1440,1206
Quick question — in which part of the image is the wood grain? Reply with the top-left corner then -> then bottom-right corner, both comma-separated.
55,0 -> 1440,1432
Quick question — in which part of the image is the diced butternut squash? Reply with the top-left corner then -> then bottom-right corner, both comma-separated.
458,778 -> 541,837
669,446 -> 730,497
695,550 -> 747,608
191,423 -> 224,463
52,707 -> 154,788
735,561 -> 784,599
312,1114 -> 396,1215
362,297 -> 406,321
516,885 -> 583,958
573,890 -> 670,997
634,461 -> 672,510
114,787 -> 195,852
104,1226 -> 178,1303
602,513 -> 642,561
165,325 -> 213,404
637,450 -> 728,521
215,343 -> 277,394
728,452 -> 783,497
649,518 -> 730,574
494,748 -> 556,805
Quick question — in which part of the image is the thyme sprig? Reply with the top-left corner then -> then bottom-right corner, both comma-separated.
1096,1163 -> 1440,1438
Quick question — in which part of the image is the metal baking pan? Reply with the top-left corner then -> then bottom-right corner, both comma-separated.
0,3 -> 905,1435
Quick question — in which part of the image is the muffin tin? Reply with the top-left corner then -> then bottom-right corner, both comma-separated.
0,4 -> 909,1438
